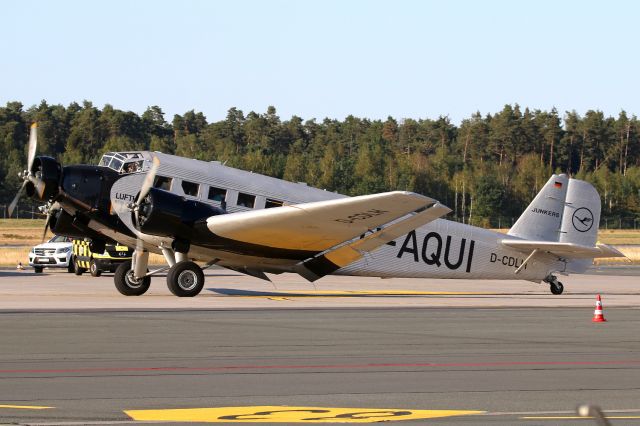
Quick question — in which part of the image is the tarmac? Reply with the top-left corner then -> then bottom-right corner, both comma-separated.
1,268 -> 640,425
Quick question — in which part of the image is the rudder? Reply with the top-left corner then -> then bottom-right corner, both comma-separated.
559,179 -> 600,247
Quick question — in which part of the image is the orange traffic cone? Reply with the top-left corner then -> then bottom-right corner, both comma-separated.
592,294 -> 606,322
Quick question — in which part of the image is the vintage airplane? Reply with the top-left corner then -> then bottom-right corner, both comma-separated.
10,123 -> 624,297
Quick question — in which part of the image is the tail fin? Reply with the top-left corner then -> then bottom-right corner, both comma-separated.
508,174 -> 569,242
559,179 -> 600,247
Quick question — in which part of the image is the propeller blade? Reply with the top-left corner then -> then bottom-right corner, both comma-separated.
40,202 -> 60,243
136,156 -> 160,206
42,213 -> 51,243
7,180 -> 27,217
27,123 -> 38,173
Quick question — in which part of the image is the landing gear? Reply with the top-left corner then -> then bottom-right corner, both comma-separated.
114,261 -> 150,296
167,261 -> 205,297
544,275 -> 564,295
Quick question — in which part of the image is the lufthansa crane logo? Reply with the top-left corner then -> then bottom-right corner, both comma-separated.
572,207 -> 594,232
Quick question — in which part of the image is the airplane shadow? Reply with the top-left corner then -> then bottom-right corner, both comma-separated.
206,288 -> 483,298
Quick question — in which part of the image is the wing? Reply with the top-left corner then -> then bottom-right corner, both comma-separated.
204,191 -> 449,279
501,239 -> 625,259
295,201 -> 451,281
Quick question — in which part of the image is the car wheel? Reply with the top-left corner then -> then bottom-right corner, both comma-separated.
73,257 -> 86,276
34,266 -> 43,273
89,260 -> 102,277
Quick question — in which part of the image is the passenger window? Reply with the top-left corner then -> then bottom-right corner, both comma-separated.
208,187 -> 227,202
182,180 -> 199,197
265,199 -> 284,208
237,193 -> 256,208
153,176 -> 172,191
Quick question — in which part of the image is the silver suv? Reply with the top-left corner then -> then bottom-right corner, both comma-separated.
28,235 -> 74,273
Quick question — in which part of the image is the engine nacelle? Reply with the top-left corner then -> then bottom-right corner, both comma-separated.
25,156 -> 62,201
136,188 -> 225,240
49,209 -> 112,242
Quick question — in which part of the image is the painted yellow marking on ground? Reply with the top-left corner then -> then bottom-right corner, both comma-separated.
522,416 -> 640,420
125,406 -> 485,423
0,404 -> 54,410
267,297 -> 292,301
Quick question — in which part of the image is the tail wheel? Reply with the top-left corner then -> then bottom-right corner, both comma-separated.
89,259 -> 102,277
167,261 -> 205,297
550,281 -> 564,295
114,261 -> 150,296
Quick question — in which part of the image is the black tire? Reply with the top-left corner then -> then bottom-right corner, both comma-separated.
34,266 -> 43,273
166,261 -> 205,297
550,281 -> 564,295
73,257 -> 86,275
114,261 -> 150,296
66,260 -> 74,273
89,259 -> 102,277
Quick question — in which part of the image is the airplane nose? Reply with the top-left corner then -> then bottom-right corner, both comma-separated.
60,165 -> 119,212
25,156 -> 62,201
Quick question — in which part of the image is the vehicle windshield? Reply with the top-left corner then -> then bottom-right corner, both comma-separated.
48,235 -> 71,243
99,152 -> 146,174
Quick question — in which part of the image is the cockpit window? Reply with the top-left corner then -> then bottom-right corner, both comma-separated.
154,176 -> 172,191
123,160 -> 143,174
110,158 -> 123,172
99,152 -> 146,173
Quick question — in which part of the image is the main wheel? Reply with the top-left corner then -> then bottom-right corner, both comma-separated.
73,257 -> 86,276
89,259 -> 102,277
166,261 -> 205,297
34,266 -> 43,273
550,281 -> 564,295
114,261 -> 151,296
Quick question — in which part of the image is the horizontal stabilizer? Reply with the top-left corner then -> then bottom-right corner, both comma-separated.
296,202 -> 451,282
501,239 -> 625,259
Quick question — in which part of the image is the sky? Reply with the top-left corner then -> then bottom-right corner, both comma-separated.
2,0 -> 639,124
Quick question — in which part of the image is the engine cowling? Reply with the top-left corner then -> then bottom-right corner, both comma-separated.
25,156 -> 62,201
49,209 -> 113,242
136,188 -> 225,240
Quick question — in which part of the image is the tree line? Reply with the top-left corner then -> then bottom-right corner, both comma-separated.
2,100 -> 639,227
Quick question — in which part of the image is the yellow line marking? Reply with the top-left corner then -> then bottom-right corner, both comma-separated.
125,406 -> 485,423
522,416 -> 640,420
0,404 -> 54,410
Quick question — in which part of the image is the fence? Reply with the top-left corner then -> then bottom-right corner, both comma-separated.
0,204 -> 42,220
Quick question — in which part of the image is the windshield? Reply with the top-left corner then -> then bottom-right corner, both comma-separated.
48,235 -> 71,243
99,152 -> 146,173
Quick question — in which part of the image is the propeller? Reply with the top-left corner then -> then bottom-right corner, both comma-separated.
8,123 -> 39,217
40,201 -> 61,243
130,156 -> 160,226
